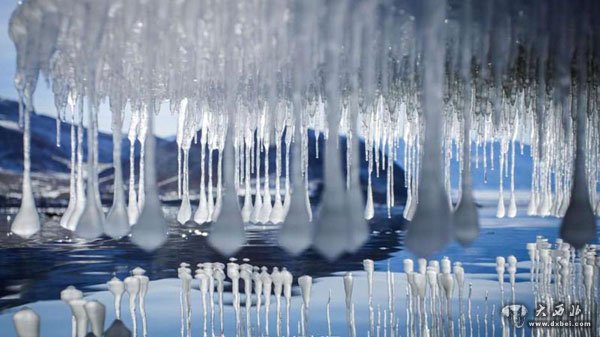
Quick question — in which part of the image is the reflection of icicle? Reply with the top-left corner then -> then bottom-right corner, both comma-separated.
364,259 -> 375,337
125,276 -> 140,337
261,267 -> 272,337
327,289 -> 332,337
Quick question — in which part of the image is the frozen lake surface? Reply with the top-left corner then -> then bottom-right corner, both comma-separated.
0,194 -> 598,337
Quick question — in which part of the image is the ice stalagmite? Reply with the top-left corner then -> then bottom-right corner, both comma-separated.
453,0 -> 479,246
314,0 -> 353,260
177,99 -> 192,224
137,107 -> 148,213
208,120 -> 246,256
240,131 -> 253,223
105,98 -> 130,239
66,111 -> 86,231
278,1 -> 314,254
12,307 -> 40,337
349,140 -> 370,250
345,9 -> 370,252
130,109 -> 168,252
406,0 -> 451,257
75,100 -> 105,240
84,300 -> 106,337
559,43 -> 596,249
251,132 -> 263,224
8,0 -> 55,238
258,117 -> 273,224
195,120 -> 210,224
11,97 -> 40,238
270,118 -> 285,224
279,113 -> 313,255
127,109 -> 140,225
60,93 -> 77,230
282,127 -> 292,218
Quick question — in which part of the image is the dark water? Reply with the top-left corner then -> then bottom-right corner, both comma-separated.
0,198 -> 598,337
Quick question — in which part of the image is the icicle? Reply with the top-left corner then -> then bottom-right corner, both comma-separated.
258,127 -> 272,223
207,143 -> 215,221
365,149 -> 375,220
507,138 -> 517,218
496,141 -> 506,218
240,137 -> 253,223
282,125 -> 292,218
66,101 -> 86,231
405,0 -> 451,257
194,121 -> 210,224
11,93 -> 40,238
127,108 -> 140,225
60,94 -> 77,230
212,141 -> 224,222
137,106 -> 148,213
74,97 -> 105,239
314,0 -> 353,260
177,149 -> 192,224
130,104 -> 168,252
279,104 -> 314,255
105,99 -> 130,239
56,115 -> 61,148
176,99 -> 188,199
251,133 -> 263,223
270,127 -> 284,224
559,47 -> 596,249
208,113 -> 246,255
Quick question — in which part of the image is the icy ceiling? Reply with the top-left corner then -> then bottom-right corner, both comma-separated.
7,0 -> 600,257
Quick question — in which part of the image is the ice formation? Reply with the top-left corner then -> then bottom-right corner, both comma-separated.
13,250 -> 600,337
12,307 -> 40,337
8,0 -> 600,256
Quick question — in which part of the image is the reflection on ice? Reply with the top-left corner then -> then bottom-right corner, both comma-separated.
6,236 -> 599,337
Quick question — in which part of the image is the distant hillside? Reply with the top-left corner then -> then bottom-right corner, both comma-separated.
0,98 -> 406,208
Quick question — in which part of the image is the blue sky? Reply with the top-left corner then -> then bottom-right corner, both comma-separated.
0,2 -> 177,137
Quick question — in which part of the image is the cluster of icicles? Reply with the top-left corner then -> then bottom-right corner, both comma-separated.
176,262 -> 312,337
12,267 -> 151,337
526,237 -> 600,337
8,0 -> 600,256
14,243 -> 600,337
